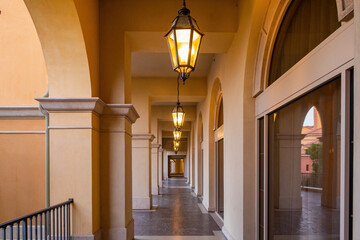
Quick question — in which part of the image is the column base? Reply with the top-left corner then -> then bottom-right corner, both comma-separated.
107,218 -> 134,240
133,197 -> 152,209
71,230 -> 102,240
152,186 -> 159,195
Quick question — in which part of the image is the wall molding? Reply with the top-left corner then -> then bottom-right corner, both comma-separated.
0,131 -> 45,134
0,106 -> 44,119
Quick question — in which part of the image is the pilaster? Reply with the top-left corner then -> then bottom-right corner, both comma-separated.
100,104 -> 139,240
35,97 -> 105,239
158,147 -> 164,188
151,143 -> 161,195
132,133 -> 155,209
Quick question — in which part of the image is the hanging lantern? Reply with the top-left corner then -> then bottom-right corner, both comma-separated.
165,0 -> 204,84
173,128 -> 182,141
172,102 -> 185,129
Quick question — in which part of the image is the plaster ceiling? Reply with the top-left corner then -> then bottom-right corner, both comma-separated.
131,52 -> 214,78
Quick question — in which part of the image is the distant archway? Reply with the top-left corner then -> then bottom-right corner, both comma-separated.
207,78 -> 222,211
197,112 -> 204,197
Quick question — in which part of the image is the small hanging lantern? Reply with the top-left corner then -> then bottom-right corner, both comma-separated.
172,102 -> 185,129
174,141 -> 180,148
165,0 -> 204,84
173,128 -> 182,141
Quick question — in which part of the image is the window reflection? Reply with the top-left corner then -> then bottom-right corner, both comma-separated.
268,78 -> 341,239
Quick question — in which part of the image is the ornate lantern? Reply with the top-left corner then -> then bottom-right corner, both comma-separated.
173,128 -> 182,141
165,0 -> 204,84
172,103 -> 185,129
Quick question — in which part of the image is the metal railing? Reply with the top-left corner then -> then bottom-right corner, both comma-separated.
0,199 -> 73,240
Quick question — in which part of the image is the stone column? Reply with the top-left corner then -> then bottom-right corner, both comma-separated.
158,147 -> 163,188
277,134 -> 304,209
36,98 -> 105,240
163,150 -> 168,180
100,104 -> 139,240
132,134 -> 154,209
151,143 -> 160,195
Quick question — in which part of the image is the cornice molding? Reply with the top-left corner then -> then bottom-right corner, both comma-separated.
102,104 -> 139,124
35,98 -> 106,115
35,98 -> 139,124
0,106 -> 44,119
132,133 -> 155,141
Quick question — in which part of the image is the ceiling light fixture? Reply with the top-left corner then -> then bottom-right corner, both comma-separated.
173,128 -> 182,141
165,0 -> 204,84
172,76 -> 185,129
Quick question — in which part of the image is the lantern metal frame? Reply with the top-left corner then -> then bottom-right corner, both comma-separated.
172,76 -> 185,129
165,0 -> 204,84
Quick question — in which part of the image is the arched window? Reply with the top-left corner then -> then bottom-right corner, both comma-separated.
268,0 -> 341,85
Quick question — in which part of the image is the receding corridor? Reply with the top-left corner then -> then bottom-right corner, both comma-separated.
133,178 -> 223,239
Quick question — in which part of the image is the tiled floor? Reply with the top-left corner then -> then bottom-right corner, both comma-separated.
133,178 -> 222,239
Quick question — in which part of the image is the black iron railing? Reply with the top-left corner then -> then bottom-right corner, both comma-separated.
0,199 -> 73,240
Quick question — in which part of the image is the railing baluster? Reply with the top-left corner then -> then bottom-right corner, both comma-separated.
3,227 -> 6,240
62,207 -> 65,240
35,215 -> 38,240
56,209 -> 58,240
22,220 -> 27,240
59,208 -> 62,240
67,205 -> 69,240
30,217 -> 32,240
17,222 -> 20,240
52,210 -> 55,240
40,213 -> 43,240
10,225 -> 13,240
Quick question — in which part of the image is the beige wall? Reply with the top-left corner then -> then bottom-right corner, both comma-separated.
0,0 -> 47,106
195,0 -> 259,238
0,119 -> 45,222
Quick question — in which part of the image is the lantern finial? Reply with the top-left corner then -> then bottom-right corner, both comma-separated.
179,0 -> 190,16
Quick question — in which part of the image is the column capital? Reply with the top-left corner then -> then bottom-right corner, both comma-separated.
132,133 -> 155,141
102,104 -> 139,124
151,143 -> 161,149
35,98 -> 140,124
35,97 -> 106,115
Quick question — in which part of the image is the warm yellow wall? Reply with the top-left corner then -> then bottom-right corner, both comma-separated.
74,0 -> 100,97
0,119 -> 45,222
0,0 -> 47,106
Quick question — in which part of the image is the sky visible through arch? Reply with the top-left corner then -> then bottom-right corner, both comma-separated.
303,107 -> 314,127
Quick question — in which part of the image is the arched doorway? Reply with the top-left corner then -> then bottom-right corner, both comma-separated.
197,113 -> 204,197
215,94 -> 224,219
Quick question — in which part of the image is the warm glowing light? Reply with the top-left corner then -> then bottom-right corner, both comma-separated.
173,128 -> 182,141
165,2 -> 204,83
172,104 -> 185,129
174,140 -> 180,148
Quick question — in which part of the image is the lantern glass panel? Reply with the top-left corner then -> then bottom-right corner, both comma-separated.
175,29 -> 191,66
172,111 -> 185,128
167,30 -> 178,68
190,30 -> 201,67
173,129 -> 182,141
